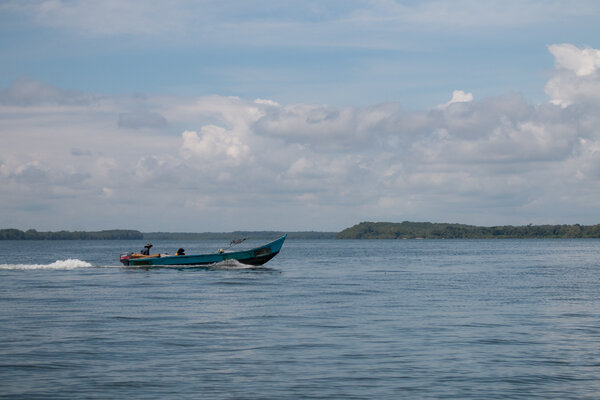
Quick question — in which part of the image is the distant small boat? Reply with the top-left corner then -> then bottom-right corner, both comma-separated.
119,235 -> 287,267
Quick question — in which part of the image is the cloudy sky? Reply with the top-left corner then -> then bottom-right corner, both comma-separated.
1,0 -> 600,232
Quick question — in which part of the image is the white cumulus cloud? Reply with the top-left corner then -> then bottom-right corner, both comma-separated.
436,90 -> 474,109
549,44 -> 600,76
545,44 -> 600,107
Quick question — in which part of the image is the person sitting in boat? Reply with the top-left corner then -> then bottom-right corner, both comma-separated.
141,243 -> 153,255
175,248 -> 185,256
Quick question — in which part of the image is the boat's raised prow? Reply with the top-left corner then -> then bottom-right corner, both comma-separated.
120,235 -> 287,267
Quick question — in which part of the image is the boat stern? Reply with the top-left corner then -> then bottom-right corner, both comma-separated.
119,253 -> 130,266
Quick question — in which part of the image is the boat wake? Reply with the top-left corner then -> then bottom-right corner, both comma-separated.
0,259 -> 94,270
208,259 -> 270,270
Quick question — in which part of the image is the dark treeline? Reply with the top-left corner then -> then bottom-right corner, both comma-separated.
0,229 -> 143,240
0,229 -> 335,240
337,222 -> 600,239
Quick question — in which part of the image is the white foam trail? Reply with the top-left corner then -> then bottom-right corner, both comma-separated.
209,259 -> 258,270
0,259 -> 93,270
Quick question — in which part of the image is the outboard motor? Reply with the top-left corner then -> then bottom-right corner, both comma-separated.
119,253 -> 131,266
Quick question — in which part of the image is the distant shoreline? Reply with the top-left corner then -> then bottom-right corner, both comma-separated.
2,222 -> 600,240
0,229 -> 336,240
337,222 -> 600,239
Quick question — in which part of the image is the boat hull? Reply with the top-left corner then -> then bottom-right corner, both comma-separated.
120,235 -> 286,267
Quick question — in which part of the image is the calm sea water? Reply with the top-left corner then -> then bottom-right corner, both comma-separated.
1,239 -> 599,399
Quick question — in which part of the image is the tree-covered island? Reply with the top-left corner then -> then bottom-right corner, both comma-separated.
336,221 -> 600,239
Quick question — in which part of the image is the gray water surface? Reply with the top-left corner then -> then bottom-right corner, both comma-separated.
1,239 -> 599,399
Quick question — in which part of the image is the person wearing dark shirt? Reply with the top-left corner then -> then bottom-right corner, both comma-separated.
175,248 -> 185,256
141,243 -> 152,255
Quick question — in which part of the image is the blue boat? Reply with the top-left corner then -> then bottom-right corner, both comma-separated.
119,235 -> 287,267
